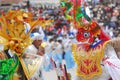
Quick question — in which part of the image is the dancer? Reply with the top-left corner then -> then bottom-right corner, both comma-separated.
103,38 -> 120,80
0,10 -> 44,80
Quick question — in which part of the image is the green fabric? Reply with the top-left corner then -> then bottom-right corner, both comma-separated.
76,13 -> 83,21
65,14 -> 72,20
76,7 -> 92,22
66,3 -> 72,13
61,2 -> 65,7
61,1 -> 72,13
0,56 -> 19,80
61,1 -> 92,23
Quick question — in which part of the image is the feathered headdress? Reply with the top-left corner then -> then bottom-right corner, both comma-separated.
0,10 -> 40,56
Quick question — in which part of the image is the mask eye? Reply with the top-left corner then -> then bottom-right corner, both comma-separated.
84,32 -> 90,38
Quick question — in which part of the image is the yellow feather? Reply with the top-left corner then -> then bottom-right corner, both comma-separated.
7,24 -> 15,37
0,10 -> 40,54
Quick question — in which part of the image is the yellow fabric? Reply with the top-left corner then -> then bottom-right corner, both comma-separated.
19,54 -> 42,80
72,44 -> 104,80
19,57 -> 30,80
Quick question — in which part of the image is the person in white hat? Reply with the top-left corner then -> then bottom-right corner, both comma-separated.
43,37 -> 54,71
25,32 -> 43,54
63,37 -> 75,69
24,32 -> 45,80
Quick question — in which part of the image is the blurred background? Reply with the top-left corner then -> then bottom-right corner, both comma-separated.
0,0 -> 120,38
0,0 -> 120,80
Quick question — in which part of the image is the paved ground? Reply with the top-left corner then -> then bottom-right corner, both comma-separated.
42,68 -> 77,80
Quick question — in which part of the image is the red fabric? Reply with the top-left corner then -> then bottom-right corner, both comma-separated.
109,78 -> 112,80
76,28 -> 94,43
76,22 -> 110,51
57,28 -> 62,34
50,58 -> 56,68
63,25 -> 67,33
71,0 -> 81,6
99,29 -> 110,44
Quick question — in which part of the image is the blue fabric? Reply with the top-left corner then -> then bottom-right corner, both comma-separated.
43,52 -> 63,71
44,63 -> 53,71
64,50 -> 75,69
58,32 -> 63,37
90,40 -> 102,48
43,50 -> 75,71
109,22 -> 117,28
43,35 -> 47,41
26,27 -> 29,33
43,52 -> 53,71
52,53 -> 63,64
68,32 -> 74,36
30,33 -> 34,37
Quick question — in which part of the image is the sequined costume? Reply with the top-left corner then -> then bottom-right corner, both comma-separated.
0,10 -> 44,80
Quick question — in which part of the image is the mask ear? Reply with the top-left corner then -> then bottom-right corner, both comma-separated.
90,23 -> 101,37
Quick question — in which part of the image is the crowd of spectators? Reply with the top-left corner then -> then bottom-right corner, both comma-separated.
86,1 -> 120,38
29,6 -> 70,36
24,1 -> 120,39
0,1 -> 120,39
35,1 -> 120,39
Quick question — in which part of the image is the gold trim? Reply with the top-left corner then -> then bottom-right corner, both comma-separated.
72,44 -> 104,80
19,57 -> 30,80
29,57 -> 42,77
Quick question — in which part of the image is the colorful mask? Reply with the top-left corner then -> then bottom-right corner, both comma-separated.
76,21 -> 110,50
66,0 -> 111,79
73,21 -> 110,79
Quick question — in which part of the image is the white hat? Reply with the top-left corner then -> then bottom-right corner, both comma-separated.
31,32 -> 43,40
